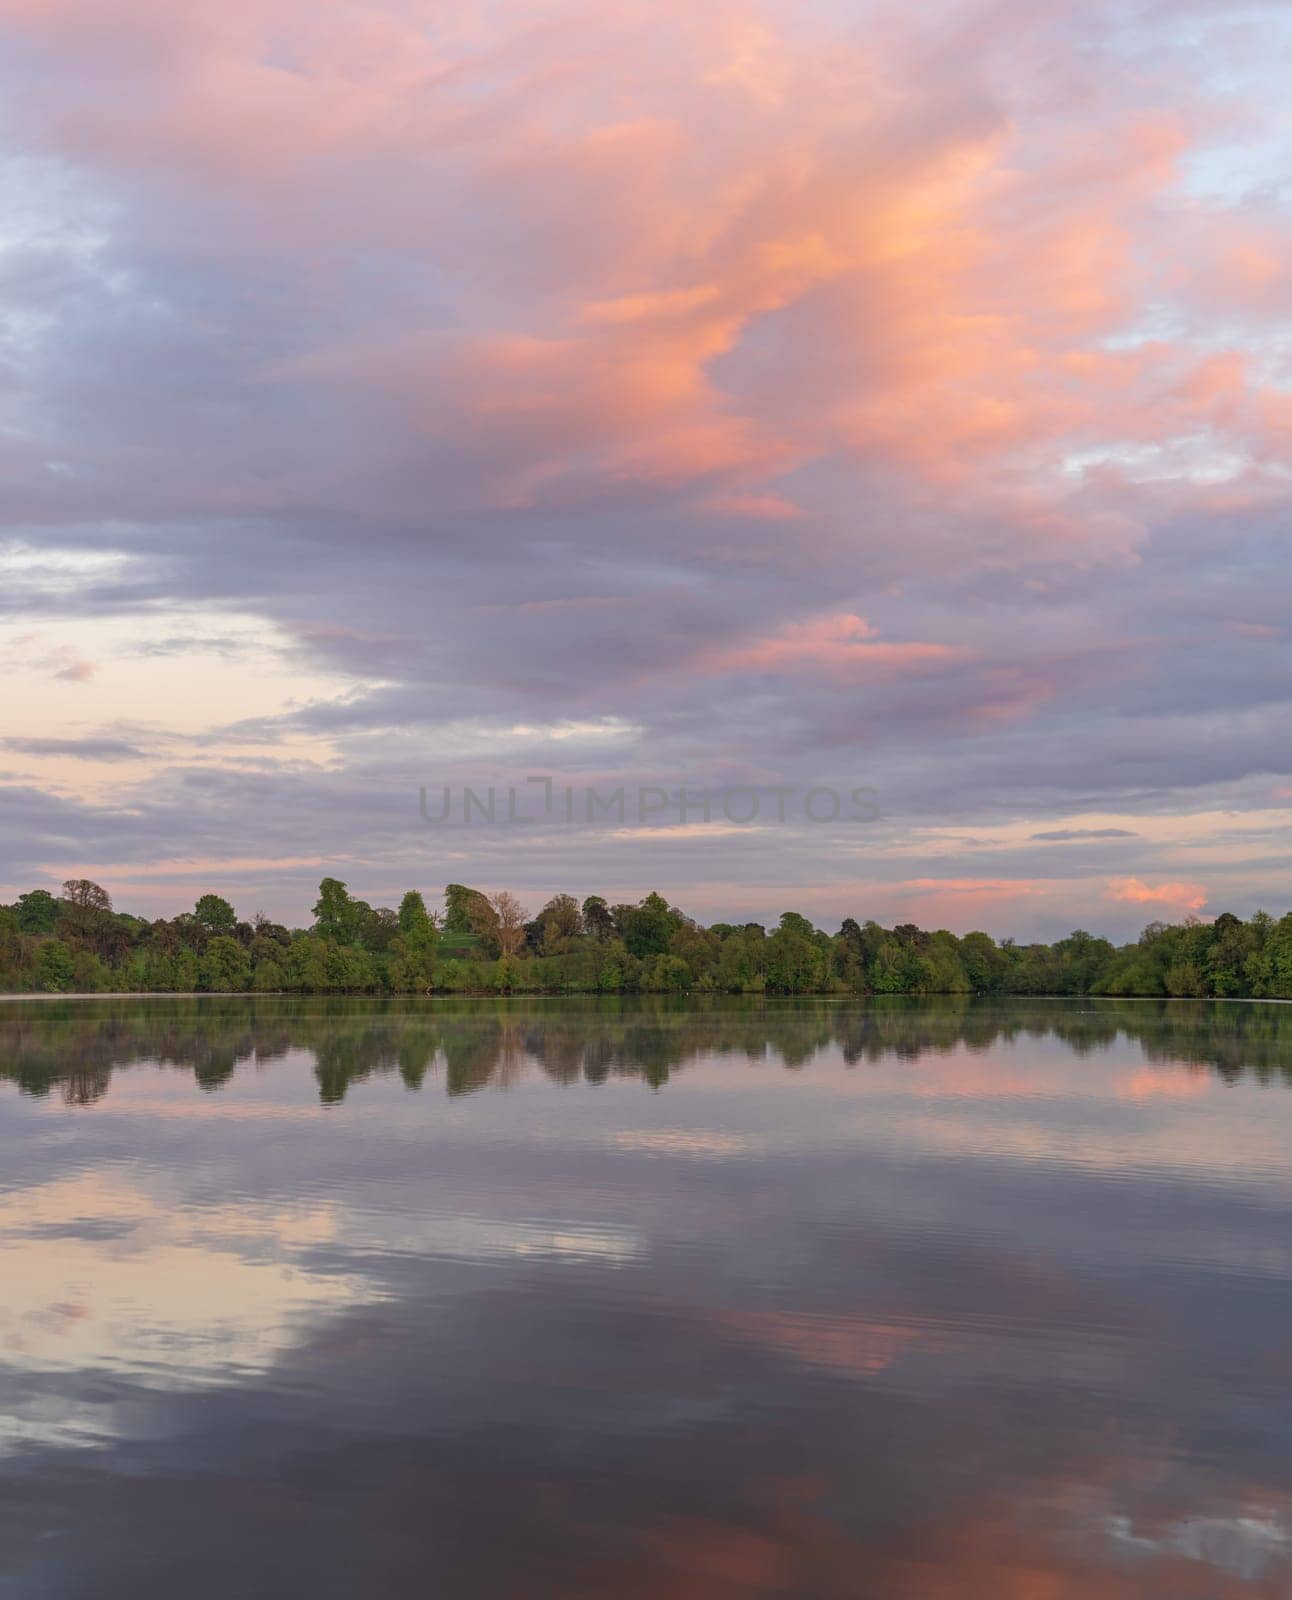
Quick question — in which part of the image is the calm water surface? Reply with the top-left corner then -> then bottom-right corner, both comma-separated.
1,996 -> 1290,1598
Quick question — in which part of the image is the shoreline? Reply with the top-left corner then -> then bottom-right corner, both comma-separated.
0,991 -> 1288,1005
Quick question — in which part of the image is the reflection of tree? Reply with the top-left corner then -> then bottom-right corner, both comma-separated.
3,995 -> 1292,1106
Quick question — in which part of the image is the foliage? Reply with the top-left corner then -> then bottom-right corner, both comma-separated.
1,879 -> 1290,1001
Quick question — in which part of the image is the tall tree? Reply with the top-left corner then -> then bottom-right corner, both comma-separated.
581,896 -> 616,941
62,879 -> 112,912
537,893 -> 581,952
490,891 -> 529,958
621,892 -> 676,958
59,879 -> 118,958
194,894 -> 237,934
312,878 -> 357,944
398,891 -> 438,956
444,883 -> 491,935
15,889 -> 61,934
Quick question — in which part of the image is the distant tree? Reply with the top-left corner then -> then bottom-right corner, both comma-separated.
252,912 -> 291,946
36,939 -> 76,992
1263,914 -> 1292,998
312,878 -> 357,944
490,891 -> 529,958
200,936 -> 251,993
622,892 -> 676,958
536,893 -> 581,953
58,879 -> 121,959
15,889 -> 60,934
194,894 -> 237,934
959,930 -> 1006,992
581,895 -> 616,941
398,891 -> 437,953
444,884 -> 490,935
353,902 -> 399,953
644,954 -> 691,992
765,919 -> 827,992
0,909 -> 21,984
62,879 -> 112,913
871,939 -> 921,993
1206,912 -> 1255,997
460,891 -> 501,956
1165,960 -> 1207,998
252,958 -> 283,992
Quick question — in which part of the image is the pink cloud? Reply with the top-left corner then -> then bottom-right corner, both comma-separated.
698,613 -> 965,678
53,658 -> 95,682
702,491 -> 805,522
901,878 -> 1047,897
6,0 -> 1284,545
1107,877 -> 1208,913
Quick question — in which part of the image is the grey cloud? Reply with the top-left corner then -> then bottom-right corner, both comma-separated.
2,736 -> 146,762
1031,829 -> 1138,841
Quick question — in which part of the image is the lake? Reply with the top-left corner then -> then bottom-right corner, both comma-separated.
1,995 -> 1290,1597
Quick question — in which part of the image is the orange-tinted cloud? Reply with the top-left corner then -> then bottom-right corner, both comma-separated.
6,0 -> 1283,531
698,613 -> 965,679
1108,878 -> 1209,913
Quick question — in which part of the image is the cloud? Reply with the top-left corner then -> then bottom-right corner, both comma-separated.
2,736 -> 145,762
1107,878 -> 1209,913
697,614 -> 966,679
1031,828 -> 1138,842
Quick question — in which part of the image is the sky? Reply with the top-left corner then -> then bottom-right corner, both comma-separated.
0,0 -> 1290,940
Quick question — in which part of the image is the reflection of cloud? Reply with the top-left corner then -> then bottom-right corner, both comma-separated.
0,1239 -> 363,1452
721,1310 -> 937,1378
1107,1511 -> 1291,1580
0,1174 -> 365,1453
1116,1067 -> 1212,1102
347,1211 -> 644,1267
611,1128 -> 759,1158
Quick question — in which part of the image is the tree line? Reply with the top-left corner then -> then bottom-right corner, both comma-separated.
2,876 -> 1291,999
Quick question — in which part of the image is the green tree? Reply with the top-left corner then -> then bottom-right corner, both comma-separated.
536,893 -> 581,953
765,921 -> 827,992
0,910 -> 24,988
398,890 -> 434,941
252,958 -> 284,992
581,895 -> 616,941
1258,914 -> 1292,999
312,878 -> 357,944
622,892 -> 676,958
444,884 -> 490,935
15,889 -> 60,934
960,931 -> 1006,992
36,939 -> 76,992
200,936 -> 251,992
871,939 -> 920,993
194,894 -> 237,934
644,954 -> 692,992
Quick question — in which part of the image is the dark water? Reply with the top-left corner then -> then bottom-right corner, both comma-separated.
1,997 -> 1290,1598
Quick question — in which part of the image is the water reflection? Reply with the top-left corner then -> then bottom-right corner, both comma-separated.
3,994 -> 1292,1105
0,997 -> 1289,1597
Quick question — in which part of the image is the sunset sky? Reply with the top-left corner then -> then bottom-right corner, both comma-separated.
1,0 -> 1289,938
